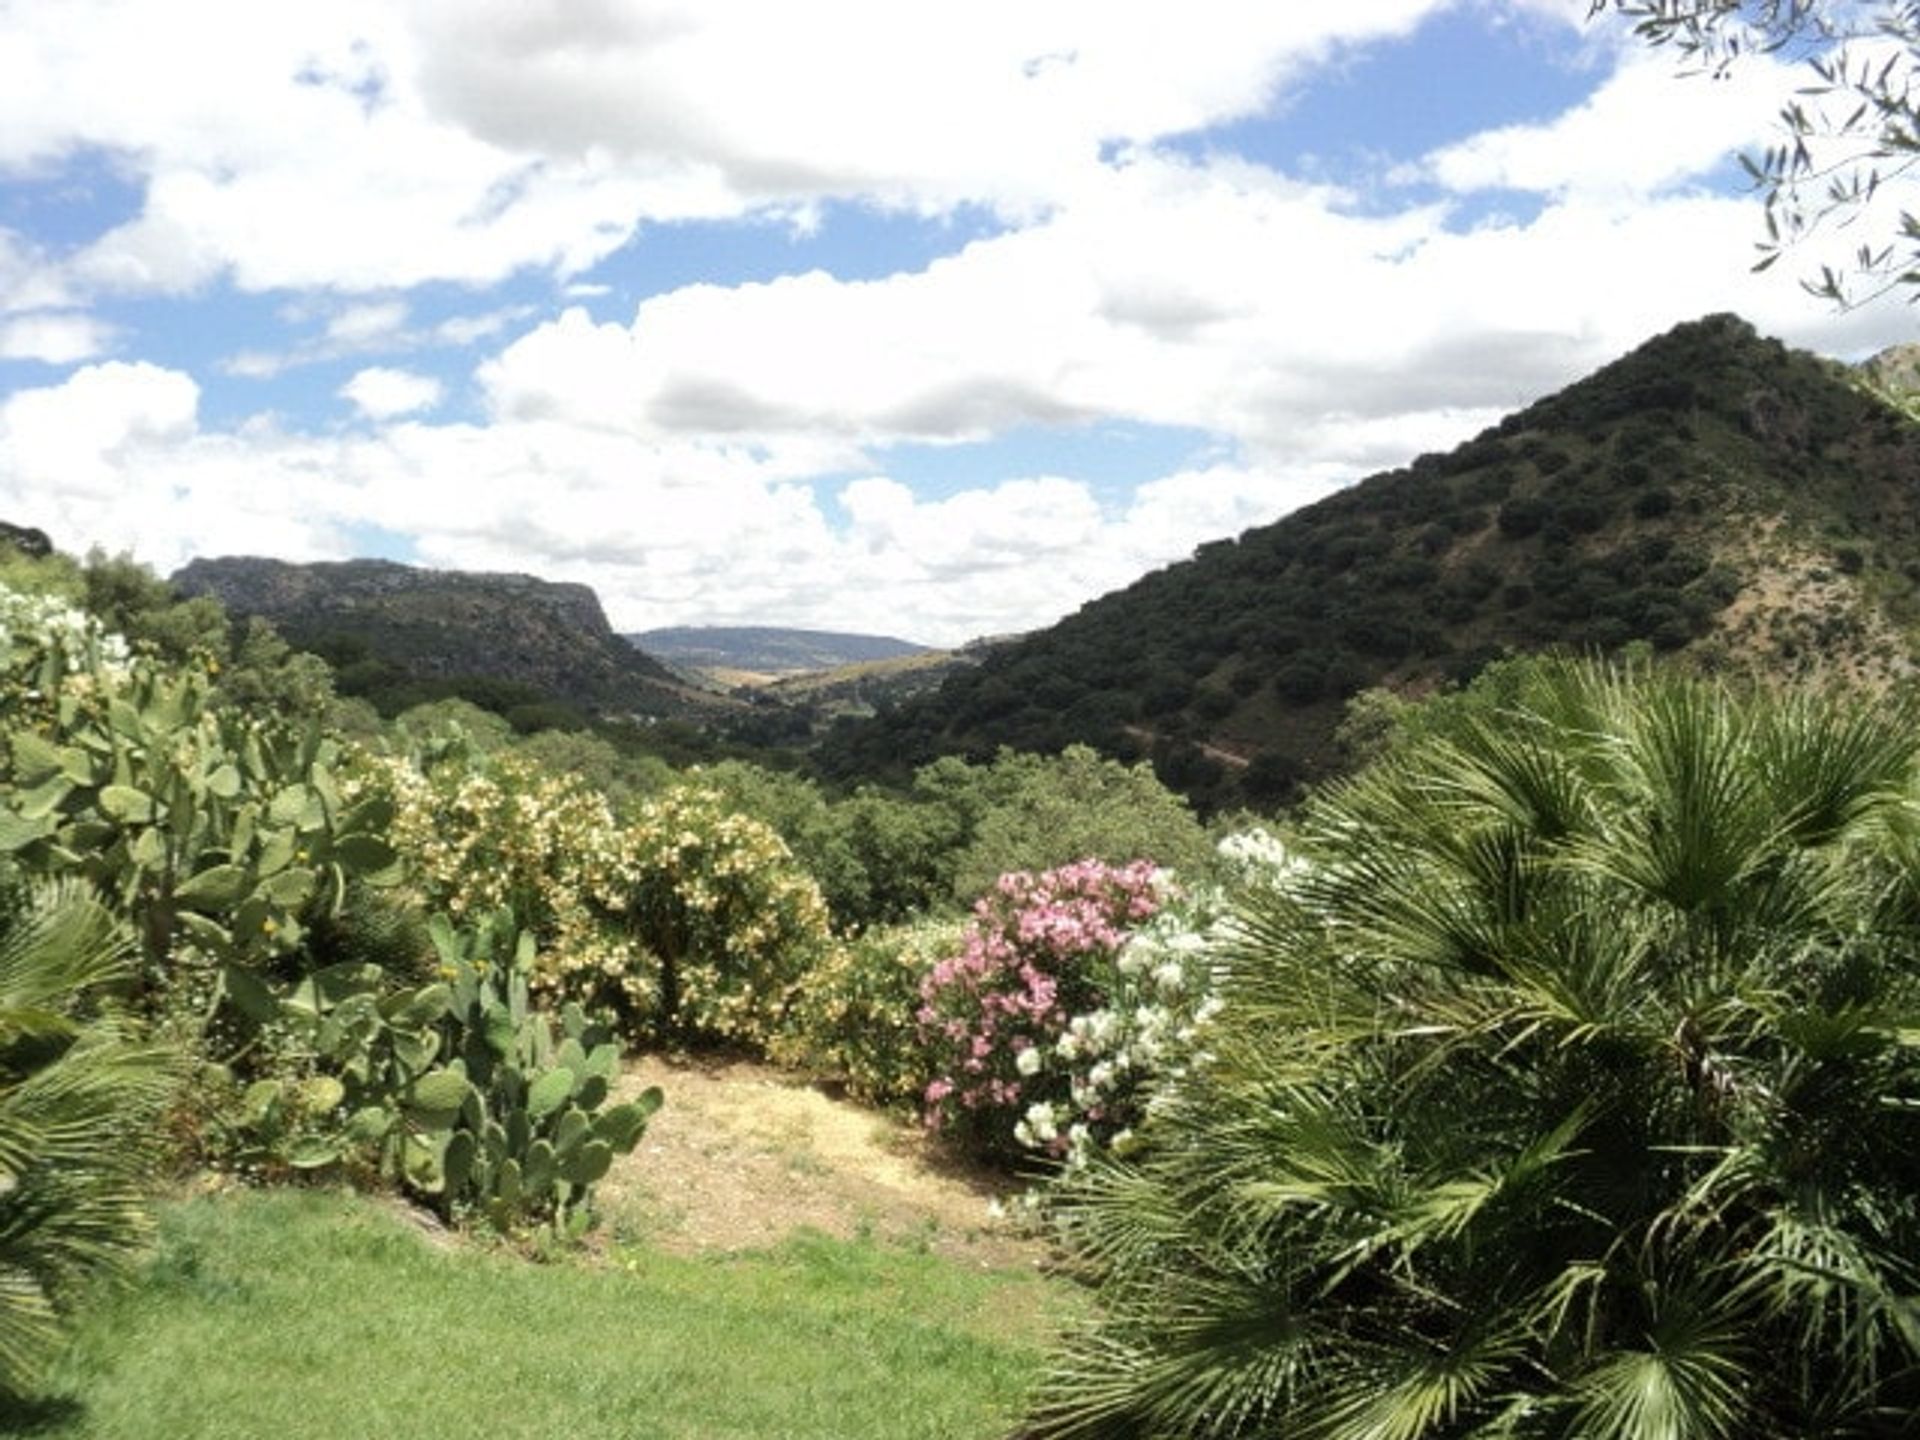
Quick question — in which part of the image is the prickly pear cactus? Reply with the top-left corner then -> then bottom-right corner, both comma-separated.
0,597 -> 401,1004
298,911 -> 661,1232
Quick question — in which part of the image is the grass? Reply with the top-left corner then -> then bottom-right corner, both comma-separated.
5,1188 -> 1072,1440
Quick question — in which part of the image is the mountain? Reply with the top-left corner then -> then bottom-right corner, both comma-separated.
817,314 -> 1920,811
630,625 -> 934,683
172,556 -> 715,719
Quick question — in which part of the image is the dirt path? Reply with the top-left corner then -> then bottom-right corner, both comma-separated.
1121,724 -> 1251,769
595,1052 -> 1049,1271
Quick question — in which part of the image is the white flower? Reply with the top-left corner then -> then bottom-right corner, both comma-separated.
1022,1101 -> 1059,1143
1015,1045 -> 1042,1077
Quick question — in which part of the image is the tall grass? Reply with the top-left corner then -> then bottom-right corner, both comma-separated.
5,1189 -> 1069,1440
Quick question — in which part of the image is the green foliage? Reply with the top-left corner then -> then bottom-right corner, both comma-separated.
942,747 -> 1208,903
0,586 -> 399,999
0,876 -> 175,1398
1029,659 -> 1920,1438
771,916 -> 962,1110
595,786 -> 836,1045
233,913 -> 659,1232
820,316 -> 1920,807
514,728 -> 670,806
692,760 -> 880,925
378,752 -> 836,1048
391,698 -> 517,757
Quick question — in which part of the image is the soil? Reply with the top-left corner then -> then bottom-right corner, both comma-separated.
594,1052 -> 1050,1271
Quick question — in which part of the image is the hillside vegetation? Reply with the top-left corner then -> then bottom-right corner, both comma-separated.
10,357 -> 1920,1435
173,556 -> 724,724
819,315 -> 1920,810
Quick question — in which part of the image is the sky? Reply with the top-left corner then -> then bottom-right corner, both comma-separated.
0,0 -> 1914,647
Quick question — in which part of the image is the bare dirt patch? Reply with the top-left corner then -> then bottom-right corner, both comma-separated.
597,1052 -> 1049,1271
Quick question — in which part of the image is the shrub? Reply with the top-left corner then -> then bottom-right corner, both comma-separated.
1497,495 -> 1549,538
917,860 -> 1168,1163
594,786 -> 835,1046
1029,661 -> 1920,1438
772,916 -> 964,1110
370,748 -> 829,1044
1010,831 -> 1305,1173
376,756 -> 835,1046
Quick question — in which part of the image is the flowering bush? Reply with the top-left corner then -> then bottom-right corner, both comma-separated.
373,753 -> 834,1046
0,585 -> 132,696
1014,827 -> 1309,1169
597,786 -> 836,1045
918,858 -> 1167,1162
772,915 -> 964,1110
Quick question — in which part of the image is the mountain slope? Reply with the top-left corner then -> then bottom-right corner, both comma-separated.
817,314 -> 1920,810
172,556 -> 714,718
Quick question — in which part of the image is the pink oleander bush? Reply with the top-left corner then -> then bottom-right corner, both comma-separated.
917,858 -> 1168,1163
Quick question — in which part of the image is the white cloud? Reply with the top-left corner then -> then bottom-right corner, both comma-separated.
221,302 -> 534,378
340,366 -> 444,419
1424,44 -> 1796,199
326,301 -> 410,346
0,312 -> 114,364
3,5 -> 1917,647
477,145 -> 1903,480
0,0 -> 1461,298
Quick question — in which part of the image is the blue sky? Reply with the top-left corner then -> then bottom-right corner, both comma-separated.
0,0 -> 1910,645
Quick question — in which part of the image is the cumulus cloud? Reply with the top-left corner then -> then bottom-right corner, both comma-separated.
340,366 -> 444,419
1423,45 -> 1797,199
2,3 -> 1915,645
478,146 -> 1909,479
0,312 -> 115,364
0,0 -> 1460,299
326,301 -> 410,347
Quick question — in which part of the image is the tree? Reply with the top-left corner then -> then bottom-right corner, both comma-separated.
945,746 -> 1209,903
1597,1 -> 1920,306
1029,659 -> 1920,1438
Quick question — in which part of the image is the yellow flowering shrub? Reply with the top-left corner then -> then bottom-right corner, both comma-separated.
771,915 -> 961,1111
594,786 -> 836,1046
370,754 -> 835,1047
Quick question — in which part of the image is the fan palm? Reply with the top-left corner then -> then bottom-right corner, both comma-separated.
1029,659 -> 1920,1439
0,875 -> 175,1397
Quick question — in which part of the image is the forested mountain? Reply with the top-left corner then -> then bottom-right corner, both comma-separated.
818,314 -> 1920,810
172,556 -> 722,721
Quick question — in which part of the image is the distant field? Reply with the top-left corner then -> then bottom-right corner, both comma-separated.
630,625 -> 934,677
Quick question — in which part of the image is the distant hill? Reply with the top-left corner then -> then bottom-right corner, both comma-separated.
817,314 -> 1920,812
173,556 -> 721,719
763,646 -> 991,722
630,626 -> 934,682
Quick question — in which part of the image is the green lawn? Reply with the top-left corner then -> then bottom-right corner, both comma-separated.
5,1189 -> 1070,1440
